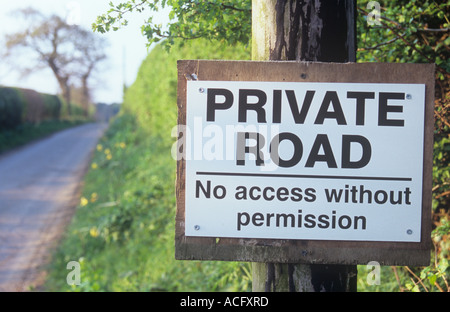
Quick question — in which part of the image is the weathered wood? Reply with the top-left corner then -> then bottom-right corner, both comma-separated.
250,263 -> 356,292
175,60 -> 435,267
251,263 -> 316,292
252,0 -> 356,61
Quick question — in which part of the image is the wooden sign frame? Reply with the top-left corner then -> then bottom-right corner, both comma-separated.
175,60 -> 434,266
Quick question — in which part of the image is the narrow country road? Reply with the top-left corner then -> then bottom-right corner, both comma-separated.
0,123 -> 106,291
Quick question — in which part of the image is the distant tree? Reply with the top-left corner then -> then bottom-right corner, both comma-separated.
71,28 -> 108,116
4,8 -> 107,116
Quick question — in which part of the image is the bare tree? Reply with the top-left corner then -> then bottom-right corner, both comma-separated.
73,28 -> 108,116
4,8 -> 107,116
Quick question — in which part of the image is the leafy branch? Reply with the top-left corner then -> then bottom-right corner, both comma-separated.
92,0 -> 252,48
358,6 -> 449,76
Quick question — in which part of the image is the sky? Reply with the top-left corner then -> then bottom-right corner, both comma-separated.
0,0 -> 169,103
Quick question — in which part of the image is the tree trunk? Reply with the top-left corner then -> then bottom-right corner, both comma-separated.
251,0 -> 357,292
49,60 -> 72,116
60,80 -> 72,116
252,0 -> 356,62
81,75 -> 90,117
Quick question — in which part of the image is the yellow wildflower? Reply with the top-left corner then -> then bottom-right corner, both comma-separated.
80,197 -> 89,207
104,148 -> 111,155
119,142 -> 126,149
96,144 -> 103,151
91,162 -> 98,169
89,227 -> 100,238
106,154 -> 112,160
90,192 -> 98,203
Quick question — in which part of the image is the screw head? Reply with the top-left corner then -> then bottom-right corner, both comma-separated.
406,94 -> 412,100
194,225 -> 200,231
407,229 -> 413,235
199,87 -> 205,93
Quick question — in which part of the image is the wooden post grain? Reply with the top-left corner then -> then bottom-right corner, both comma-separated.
251,0 -> 358,292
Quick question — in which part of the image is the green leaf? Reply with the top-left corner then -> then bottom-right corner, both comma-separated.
428,274 -> 437,285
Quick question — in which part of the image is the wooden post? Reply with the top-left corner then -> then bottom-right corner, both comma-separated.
252,0 -> 356,62
251,0 -> 358,292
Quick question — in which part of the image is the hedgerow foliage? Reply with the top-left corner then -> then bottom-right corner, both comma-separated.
45,39 -> 251,291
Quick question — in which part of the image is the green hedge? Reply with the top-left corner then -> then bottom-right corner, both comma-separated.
0,87 -> 23,131
41,92 -> 62,120
0,87 -> 63,131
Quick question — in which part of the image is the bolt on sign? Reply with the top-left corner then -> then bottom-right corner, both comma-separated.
175,61 -> 434,266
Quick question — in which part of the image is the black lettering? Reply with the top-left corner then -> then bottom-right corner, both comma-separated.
359,185 -> 372,204
341,135 -> 372,169
196,180 -> 210,198
213,185 -> 226,199
315,91 -> 347,125
305,134 -> 337,168
207,88 -> 233,122
305,188 -> 317,202
252,213 -> 264,226
354,216 -> 367,230
270,132 -> 303,168
318,214 -> 330,228
304,214 -> 316,228
290,187 -> 303,202
263,187 -> 275,201
236,132 -> 265,166
285,90 -> 315,123
239,89 -> 267,122
390,190 -> 403,205
347,91 -> 375,125
235,186 -> 247,200
276,213 -> 295,227
374,190 -> 388,204
325,188 -> 343,202
378,92 -> 405,126
338,215 -> 352,229
249,186 -> 261,200
272,90 -> 282,123
297,210 -> 303,227
237,212 -> 250,230
276,187 -> 289,201
331,211 -> 337,228
351,185 -> 358,203
405,187 -> 411,205
266,213 -> 275,226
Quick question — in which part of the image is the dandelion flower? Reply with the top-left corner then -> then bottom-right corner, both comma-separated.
119,142 -> 126,149
106,154 -> 112,160
90,192 -> 98,203
89,227 -> 99,238
96,144 -> 103,151
104,148 -> 111,155
91,162 -> 98,169
80,197 -> 89,207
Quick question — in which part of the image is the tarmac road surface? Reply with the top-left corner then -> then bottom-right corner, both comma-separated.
0,123 -> 106,291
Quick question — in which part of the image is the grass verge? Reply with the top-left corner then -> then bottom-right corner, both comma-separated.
44,113 -> 252,291
0,119 -> 90,154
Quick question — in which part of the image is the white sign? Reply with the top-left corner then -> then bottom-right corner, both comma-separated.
181,81 -> 425,242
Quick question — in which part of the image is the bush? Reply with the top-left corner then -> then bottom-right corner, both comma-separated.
0,87 -> 64,131
0,87 -> 24,131
41,93 -> 62,120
